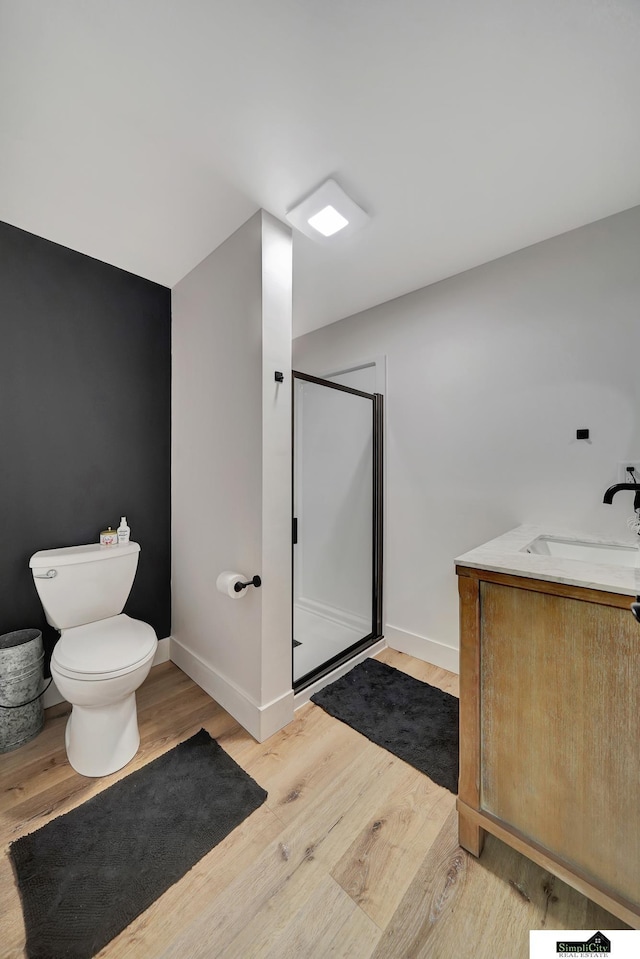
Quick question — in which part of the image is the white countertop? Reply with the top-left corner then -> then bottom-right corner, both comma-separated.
455,524 -> 640,597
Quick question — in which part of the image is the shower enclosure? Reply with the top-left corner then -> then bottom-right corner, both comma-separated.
292,370 -> 383,690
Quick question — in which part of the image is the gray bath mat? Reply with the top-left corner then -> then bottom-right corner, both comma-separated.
10,729 -> 267,959
311,658 -> 459,793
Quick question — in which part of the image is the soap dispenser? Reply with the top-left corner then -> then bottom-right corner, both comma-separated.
117,516 -> 130,545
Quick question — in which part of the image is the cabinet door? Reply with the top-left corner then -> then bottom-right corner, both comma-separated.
480,581 -> 640,905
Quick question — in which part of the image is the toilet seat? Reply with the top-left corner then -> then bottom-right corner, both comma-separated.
52,614 -> 157,681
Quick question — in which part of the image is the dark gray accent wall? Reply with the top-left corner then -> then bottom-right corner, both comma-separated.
0,220 -> 171,664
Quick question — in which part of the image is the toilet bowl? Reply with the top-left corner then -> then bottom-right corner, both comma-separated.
51,614 -> 157,776
30,541 -> 158,777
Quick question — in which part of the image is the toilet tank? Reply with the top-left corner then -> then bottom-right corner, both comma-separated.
29,542 -> 141,629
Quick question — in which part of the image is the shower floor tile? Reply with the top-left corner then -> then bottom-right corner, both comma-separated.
293,606 -> 364,682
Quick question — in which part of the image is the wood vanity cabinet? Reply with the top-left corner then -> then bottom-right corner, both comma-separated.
456,565 -> 640,927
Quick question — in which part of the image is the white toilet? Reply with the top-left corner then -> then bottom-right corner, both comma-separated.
29,542 -> 157,777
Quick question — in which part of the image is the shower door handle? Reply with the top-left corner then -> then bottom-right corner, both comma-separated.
292,518 -> 298,545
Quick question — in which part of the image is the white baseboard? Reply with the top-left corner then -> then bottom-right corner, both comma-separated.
293,638 -> 387,709
43,680 -> 64,709
152,637 -> 172,666
169,637 -> 294,742
384,625 -> 459,674
43,635 -> 172,710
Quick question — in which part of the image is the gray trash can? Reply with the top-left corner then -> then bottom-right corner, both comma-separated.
0,629 -> 45,753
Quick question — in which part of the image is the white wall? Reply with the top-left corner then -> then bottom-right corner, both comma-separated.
260,214 -> 295,709
172,211 -> 293,740
294,205 -> 640,669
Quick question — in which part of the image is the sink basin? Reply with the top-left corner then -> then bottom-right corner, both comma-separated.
525,535 -> 640,568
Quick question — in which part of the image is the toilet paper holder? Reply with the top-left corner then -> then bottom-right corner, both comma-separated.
234,575 -> 262,593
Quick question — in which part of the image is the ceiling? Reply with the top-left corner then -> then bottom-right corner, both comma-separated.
2,1 -> 640,336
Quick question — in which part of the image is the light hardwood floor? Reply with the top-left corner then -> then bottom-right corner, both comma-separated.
0,649 -> 627,959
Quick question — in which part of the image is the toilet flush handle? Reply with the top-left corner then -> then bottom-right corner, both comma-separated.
33,569 -> 57,579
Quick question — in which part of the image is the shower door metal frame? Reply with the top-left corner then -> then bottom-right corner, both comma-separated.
292,370 -> 383,692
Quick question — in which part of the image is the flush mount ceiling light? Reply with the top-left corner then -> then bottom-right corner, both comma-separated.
307,205 -> 349,237
286,178 -> 370,241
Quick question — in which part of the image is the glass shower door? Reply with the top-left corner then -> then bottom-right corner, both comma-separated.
292,371 -> 383,689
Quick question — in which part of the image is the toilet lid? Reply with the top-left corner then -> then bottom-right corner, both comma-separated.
52,614 -> 157,676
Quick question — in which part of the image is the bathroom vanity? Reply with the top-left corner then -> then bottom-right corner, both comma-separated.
455,525 -> 640,927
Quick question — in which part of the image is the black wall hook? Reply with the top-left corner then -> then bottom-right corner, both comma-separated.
234,574 -> 262,592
